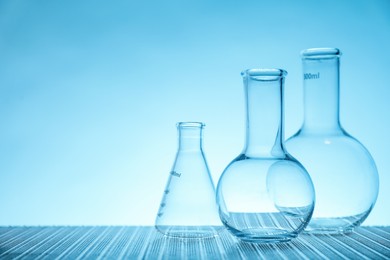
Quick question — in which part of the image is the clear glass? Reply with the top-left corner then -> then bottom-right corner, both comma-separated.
286,48 -> 379,234
155,122 -> 224,238
216,69 -> 315,243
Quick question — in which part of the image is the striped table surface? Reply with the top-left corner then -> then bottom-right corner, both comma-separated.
0,226 -> 389,259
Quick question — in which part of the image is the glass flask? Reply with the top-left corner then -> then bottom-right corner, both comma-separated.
286,48 -> 379,234
155,122 -> 224,239
216,69 -> 315,243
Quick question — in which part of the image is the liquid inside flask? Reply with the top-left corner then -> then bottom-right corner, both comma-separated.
155,122 -> 224,238
286,48 -> 379,234
216,69 -> 315,243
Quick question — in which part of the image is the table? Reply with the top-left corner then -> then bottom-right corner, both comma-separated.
1,226 -> 389,259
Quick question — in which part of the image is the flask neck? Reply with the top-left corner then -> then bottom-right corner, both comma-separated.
242,69 -> 286,158
177,122 -> 204,152
301,54 -> 341,133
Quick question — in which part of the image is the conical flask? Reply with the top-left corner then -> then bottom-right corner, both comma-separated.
155,122 -> 223,238
286,48 -> 379,234
216,69 -> 315,243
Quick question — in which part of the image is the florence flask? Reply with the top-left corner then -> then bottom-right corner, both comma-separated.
216,69 -> 315,243
286,48 -> 379,234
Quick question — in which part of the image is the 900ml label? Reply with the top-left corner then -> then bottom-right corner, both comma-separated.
304,72 -> 320,80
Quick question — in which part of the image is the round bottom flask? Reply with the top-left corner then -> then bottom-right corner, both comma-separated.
216,69 -> 315,243
286,48 -> 379,234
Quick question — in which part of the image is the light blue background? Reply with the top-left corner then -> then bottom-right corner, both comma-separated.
0,0 -> 389,225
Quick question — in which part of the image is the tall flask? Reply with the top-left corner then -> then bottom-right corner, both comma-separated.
216,69 -> 315,243
286,48 -> 379,234
155,122 -> 223,238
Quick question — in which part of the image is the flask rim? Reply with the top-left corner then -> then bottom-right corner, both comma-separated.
241,68 -> 287,81
301,48 -> 342,59
176,122 -> 205,128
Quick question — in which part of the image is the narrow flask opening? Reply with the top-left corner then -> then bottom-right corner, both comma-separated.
177,122 -> 205,128
301,48 -> 341,60
177,122 -> 204,151
241,68 -> 287,158
242,69 -> 287,81
301,48 -> 342,133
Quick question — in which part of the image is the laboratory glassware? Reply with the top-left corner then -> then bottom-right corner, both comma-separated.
155,122 -> 224,238
286,48 -> 379,234
216,69 -> 315,243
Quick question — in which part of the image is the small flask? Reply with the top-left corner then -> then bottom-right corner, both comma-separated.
216,69 -> 315,243
286,48 -> 379,234
155,122 -> 223,238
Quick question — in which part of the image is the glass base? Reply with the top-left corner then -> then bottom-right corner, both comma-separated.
227,227 -> 297,243
305,211 -> 371,234
155,225 -> 224,239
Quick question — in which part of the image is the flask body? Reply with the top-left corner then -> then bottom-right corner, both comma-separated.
216,69 -> 315,243
286,48 -> 379,234
218,156 -> 315,243
287,133 -> 378,233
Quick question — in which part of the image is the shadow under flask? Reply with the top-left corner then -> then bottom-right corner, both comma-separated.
286,48 -> 379,234
216,69 -> 315,243
155,122 -> 224,239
